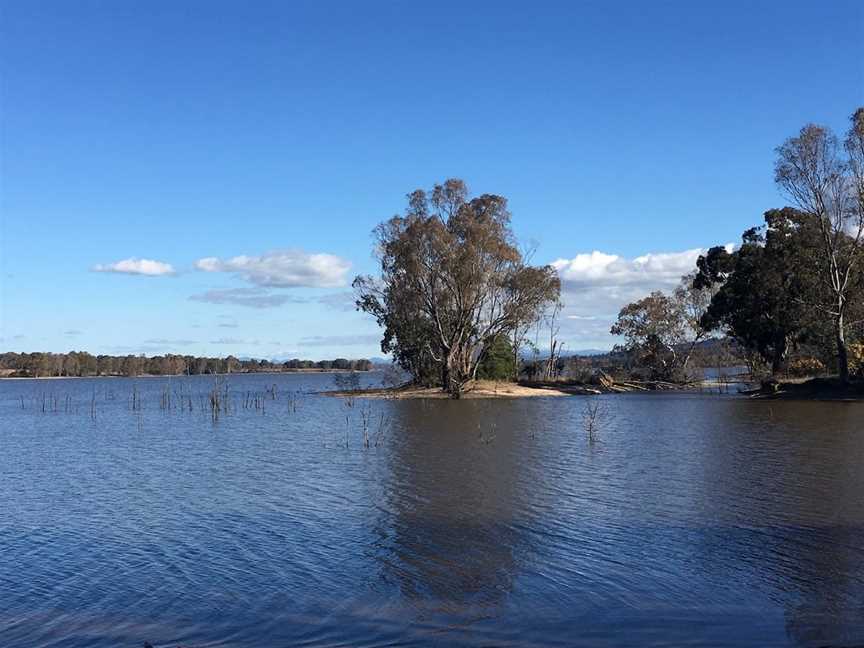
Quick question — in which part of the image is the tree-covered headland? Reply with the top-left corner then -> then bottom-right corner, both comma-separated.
611,107 -> 864,384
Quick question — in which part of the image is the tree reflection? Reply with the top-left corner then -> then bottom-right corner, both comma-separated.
371,399 -> 539,617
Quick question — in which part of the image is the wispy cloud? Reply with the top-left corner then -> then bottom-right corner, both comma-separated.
143,338 -> 197,346
92,258 -> 175,276
211,337 -> 260,346
298,334 -> 381,347
216,315 -> 240,327
195,249 -> 350,288
189,287 -> 306,309
64,329 -> 83,336
317,291 -> 358,312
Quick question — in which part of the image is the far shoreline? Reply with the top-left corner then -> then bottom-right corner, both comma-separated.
0,368 -> 375,381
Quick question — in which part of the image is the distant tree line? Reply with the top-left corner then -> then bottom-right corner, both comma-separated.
612,107 -> 864,382
0,352 -> 373,378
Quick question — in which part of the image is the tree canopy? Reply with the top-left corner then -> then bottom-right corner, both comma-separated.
612,107 -> 864,382
693,209 -> 822,374
609,275 -> 712,380
774,109 -> 864,381
354,179 -> 560,397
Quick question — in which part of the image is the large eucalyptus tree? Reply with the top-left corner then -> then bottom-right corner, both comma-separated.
354,179 -> 560,398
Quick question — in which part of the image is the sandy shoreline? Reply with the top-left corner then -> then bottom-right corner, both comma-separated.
326,380 -> 577,399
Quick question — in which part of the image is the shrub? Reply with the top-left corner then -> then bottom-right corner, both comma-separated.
787,356 -> 826,378
477,336 -> 516,381
849,342 -> 864,378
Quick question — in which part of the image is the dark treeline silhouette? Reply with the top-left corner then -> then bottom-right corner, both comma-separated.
612,107 -> 864,383
0,351 -> 373,378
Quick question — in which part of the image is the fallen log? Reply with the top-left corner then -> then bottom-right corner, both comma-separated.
616,381 -> 650,391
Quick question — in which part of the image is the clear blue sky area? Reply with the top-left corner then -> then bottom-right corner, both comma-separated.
1,0 -> 862,358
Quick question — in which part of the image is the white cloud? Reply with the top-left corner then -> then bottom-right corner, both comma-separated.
194,249 -> 351,288
550,246 -> 728,350
551,248 -> 707,290
92,258 -> 175,276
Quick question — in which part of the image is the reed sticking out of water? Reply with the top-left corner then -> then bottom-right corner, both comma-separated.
582,400 -> 608,444
35,390 -> 63,413
207,378 -> 232,421
372,411 -> 389,447
129,385 -> 142,412
175,385 -> 194,412
241,390 -> 268,414
286,390 -> 299,413
21,378 -> 306,426
337,402 -> 389,449
344,413 -> 351,448
160,384 -> 171,411
359,402 -> 373,447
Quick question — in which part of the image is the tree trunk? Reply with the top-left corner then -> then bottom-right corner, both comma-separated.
444,350 -> 463,398
449,379 -> 463,399
836,311 -> 850,384
512,331 -> 520,382
771,335 -> 788,376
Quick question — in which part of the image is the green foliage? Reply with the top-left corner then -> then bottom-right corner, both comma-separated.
695,208 -> 825,374
476,336 -> 516,381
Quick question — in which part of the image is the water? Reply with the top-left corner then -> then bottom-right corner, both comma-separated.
1,373 -> 863,647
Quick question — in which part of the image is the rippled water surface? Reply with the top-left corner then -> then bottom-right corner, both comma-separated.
1,373 -> 863,647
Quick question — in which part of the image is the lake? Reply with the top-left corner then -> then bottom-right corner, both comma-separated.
1,373 -> 863,647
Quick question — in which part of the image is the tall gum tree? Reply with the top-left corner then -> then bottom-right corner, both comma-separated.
354,179 -> 560,398
774,108 -> 864,382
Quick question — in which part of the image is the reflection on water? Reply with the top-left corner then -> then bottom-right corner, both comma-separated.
0,375 -> 863,647
376,402 -> 532,613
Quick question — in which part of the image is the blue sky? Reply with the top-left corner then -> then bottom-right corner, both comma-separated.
1,0 -> 862,359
